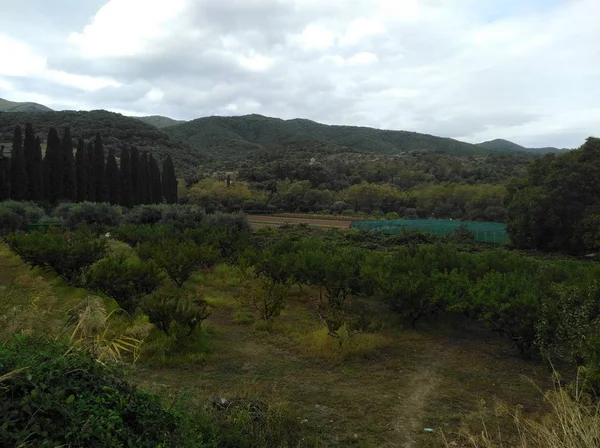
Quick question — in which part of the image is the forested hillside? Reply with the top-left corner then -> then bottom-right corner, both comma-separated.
0,110 -> 204,176
135,115 -> 186,128
165,113 -> 505,161
478,138 -> 567,155
0,98 -> 53,113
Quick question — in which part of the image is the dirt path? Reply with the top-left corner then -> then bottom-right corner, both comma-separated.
393,345 -> 449,448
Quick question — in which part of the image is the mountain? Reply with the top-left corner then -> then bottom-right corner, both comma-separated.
0,110 -> 206,176
135,115 -> 186,128
0,98 -> 53,113
164,114 -> 504,161
477,138 -> 567,155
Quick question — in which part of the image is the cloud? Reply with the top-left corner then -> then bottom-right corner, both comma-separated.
0,0 -> 598,147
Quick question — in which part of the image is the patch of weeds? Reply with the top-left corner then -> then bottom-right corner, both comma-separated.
204,294 -> 237,309
234,309 -> 255,325
300,326 -> 389,362
141,327 -> 214,365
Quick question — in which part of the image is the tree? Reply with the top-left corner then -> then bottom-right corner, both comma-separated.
0,145 -> 10,201
44,128 -> 62,204
75,139 -> 88,202
130,147 -> 140,205
120,147 -> 133,208
506,138 -> 600,254
86,141 -> 96,202
61,127 -> 76,201
137,239 -> 219,287
10,126 -> 27,201
106,147 -> 121,205
162,155 -> 177,204
23,123 -> 43,201
93,133 -> 107,202
149,154 -> 162,204
5,229 -> 107,285
140,152 -> 150,204
88,255 -> 163,314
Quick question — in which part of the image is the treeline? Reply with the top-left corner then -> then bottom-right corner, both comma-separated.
182,177 -> 507,222
507,137 -> 600,254
0,124 -> 177,206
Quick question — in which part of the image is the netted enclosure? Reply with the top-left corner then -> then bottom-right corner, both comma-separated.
350,219 -> 509,244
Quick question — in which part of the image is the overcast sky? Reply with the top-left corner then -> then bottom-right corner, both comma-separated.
1,0 -> 598,148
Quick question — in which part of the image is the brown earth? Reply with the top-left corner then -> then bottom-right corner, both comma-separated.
248,215 -> 352,229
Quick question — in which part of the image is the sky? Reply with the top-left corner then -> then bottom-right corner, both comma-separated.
0,0 -> 598,148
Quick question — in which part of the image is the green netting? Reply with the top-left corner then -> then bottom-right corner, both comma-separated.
350,219 -> 508,244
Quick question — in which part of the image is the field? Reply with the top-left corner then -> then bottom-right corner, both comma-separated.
248,215 -> 352,229
0,240 -> 553,447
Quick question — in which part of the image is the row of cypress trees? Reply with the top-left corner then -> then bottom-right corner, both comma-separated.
0,124 -> 178,206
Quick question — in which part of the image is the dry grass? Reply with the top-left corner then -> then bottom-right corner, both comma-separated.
442,370 -> 600,448
300,325 -> 389,361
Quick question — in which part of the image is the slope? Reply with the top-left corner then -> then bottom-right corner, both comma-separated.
0,98 -> 53,113
478,138 -> 567,154
165,114 -> 500,160
135,115 -> 187,128
0,110 -> 206,176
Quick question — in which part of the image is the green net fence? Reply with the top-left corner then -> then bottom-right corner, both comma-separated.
350,219 -> 509,244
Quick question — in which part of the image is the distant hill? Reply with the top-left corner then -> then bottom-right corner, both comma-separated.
0,98 -> 53,113
164,114 -> 505,160
477,138 -> 568,155
0,110 -> 206,176
135,115 -> 186,128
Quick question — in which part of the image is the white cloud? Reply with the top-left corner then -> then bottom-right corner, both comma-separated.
2,0 -> 599,148
68,0 -> 187,58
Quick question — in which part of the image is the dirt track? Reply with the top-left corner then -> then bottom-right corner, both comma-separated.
247,215 -> 352,229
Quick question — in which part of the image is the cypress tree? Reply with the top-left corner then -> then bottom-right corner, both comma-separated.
0,145 -> 9,201
139,152 -> 149,204
86,141 -> 96,202
106,147 -> 121,205
61,127 -> 76,201
24,123 -> 43,201
120,147 -> 133,208
93,133 -> 108,202
149,154 -> 162,204
130,147 -> 140,205
162,155 -> 177,204
44,128 -> 62,204
75,139 -> 88,202
10,126 -> 27,201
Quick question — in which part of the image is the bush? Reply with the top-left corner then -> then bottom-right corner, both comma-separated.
6,229 -> 107,284
53,202 -> 123,230
0,201 -> 44,234
138,239 -> 220,287
0,334 -> 182,447
385,212 -> 400,220
123,204 -> 165,225
88,255 -> 164,313
143,286 -> 212,336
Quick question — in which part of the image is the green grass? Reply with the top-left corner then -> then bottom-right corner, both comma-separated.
0,242 -> 560,447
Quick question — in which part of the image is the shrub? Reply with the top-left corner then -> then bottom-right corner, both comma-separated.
123,204 -> 165,225
301,326 -> 388,361
143,286 -> 211,336
6,229 -> 107,284
0,334 -> 182,447
53,202 -> 123,230
0,201 -> 44,234
88,255 -> 164,313
138,239 -> 220,287
235,275 -> 290,322
385,212 -> 400,220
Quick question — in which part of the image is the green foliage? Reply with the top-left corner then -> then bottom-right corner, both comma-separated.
236,274 -> 290,322
507,138 -> 600,253
9,125 -> 27,201
6,229 -> 107,284
53,202 -> 123,230
138,238 -> 219,287
0,200 -> 44,234
0,334 -> 182,447
88,254 -> 163,313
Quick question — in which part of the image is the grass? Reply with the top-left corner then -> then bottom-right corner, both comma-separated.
0,241 -> 580,447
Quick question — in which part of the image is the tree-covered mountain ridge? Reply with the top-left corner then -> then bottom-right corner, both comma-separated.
477,138 -> 569,154
165,113 -> 504,158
